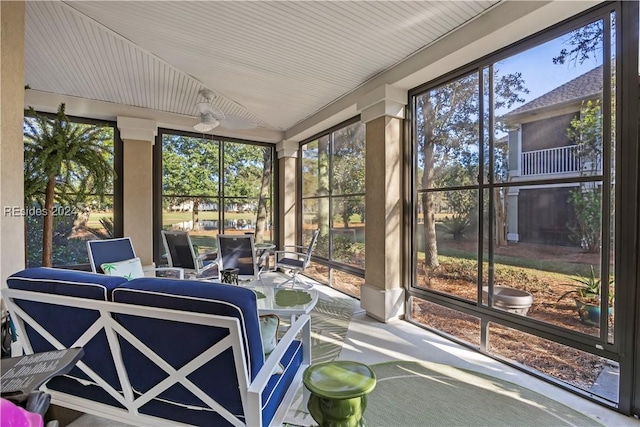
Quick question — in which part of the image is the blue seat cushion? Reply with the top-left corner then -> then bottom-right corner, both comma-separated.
6,268 -> 128,398
261,339 -> 304,427
278,257 -> 305,269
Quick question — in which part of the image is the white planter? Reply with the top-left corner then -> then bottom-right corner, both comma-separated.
482,286 -> 534,315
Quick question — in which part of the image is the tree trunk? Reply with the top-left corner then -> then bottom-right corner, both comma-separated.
255,148 -> 272,244
422,192 -> 439,268
422,96 -> 439,268
317,138 -> 330,237
494,187 -> 507,246
191,199 -> 200,231
342,206 -> 350,228
42,177 -> 55,267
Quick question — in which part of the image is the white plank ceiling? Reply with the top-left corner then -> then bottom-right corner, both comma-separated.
24,1 -> 500,134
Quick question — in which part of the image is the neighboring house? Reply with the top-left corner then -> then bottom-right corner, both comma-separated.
503,65 -> 603,246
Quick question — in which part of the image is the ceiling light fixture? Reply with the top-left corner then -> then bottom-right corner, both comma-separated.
193,113 -> 220,132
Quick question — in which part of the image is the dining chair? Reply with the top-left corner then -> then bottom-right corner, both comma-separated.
273,229 -> 320,289
160,230 -> 218,279
216,234 -> 268,282
87,237 -> 184,279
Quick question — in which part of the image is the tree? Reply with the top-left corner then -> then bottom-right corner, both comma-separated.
331,124 -> 366,227
553,21 -> 604,67
223,142 -> 273,242
163,137 -> 273,241
417,71 -> 527,268
317,137 -> 330,240
568,100 -> 604,173
162,137 -> 272,236
566,100 -> 604,253
255,147 -> 272,243
418,78 -> 476,268
24,104 -> 113,267
439,158 -> 478,241
568,186 -> 602,253
163,135 -> 220,229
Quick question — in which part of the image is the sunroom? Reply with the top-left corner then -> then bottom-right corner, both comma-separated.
1,1 -> 639,425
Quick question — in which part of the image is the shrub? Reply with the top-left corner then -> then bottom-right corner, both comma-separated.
568,187 -> 601,253
87,216 -> 114,239
434,256 -> 549,294
441,213 -> 472,240
26,210 -> 88,267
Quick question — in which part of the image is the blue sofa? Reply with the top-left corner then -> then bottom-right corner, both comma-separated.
3,267 -> 311,427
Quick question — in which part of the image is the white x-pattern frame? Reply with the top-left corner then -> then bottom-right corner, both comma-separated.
2,288 -> 311,427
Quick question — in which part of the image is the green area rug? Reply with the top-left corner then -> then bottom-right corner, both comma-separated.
275,282 -> 355,364
288,359 -> 602,427
309,293 -> 356,363
260,273 -> 354,357
363,361 -> 603,427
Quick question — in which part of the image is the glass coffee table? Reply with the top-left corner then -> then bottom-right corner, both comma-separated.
248,285 -> 318,317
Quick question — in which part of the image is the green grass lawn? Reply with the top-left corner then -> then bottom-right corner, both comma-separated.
436,247 -> 591,278
89,211 -> 258,229
189,235 -> 218,253
91,210 -> 586,278
87,212 -> 112,228
419,221 -> 593,277
162,211 -> 256,226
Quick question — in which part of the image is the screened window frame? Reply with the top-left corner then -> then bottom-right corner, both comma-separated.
406,0 -> 637,411
22,109 -> 123,269
153,128 -> 277,264
298,116 -> 366,279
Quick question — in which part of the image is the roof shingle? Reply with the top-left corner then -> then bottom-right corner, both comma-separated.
506,65 -> 602,116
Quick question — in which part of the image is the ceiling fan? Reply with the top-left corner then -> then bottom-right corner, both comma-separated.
193,89 -> 258,132
193,89 -> 225,132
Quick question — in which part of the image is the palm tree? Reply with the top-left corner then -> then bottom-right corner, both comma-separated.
24,103 -> 113,267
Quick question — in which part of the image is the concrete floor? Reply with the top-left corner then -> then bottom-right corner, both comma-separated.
67,281 -> 637,427
333,284 -> 636,427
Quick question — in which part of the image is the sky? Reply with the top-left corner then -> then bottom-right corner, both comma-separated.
496,35 -> 604,111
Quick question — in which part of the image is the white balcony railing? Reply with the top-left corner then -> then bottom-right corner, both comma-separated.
521,145 -> 581,176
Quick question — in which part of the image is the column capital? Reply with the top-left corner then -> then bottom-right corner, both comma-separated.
357,84 -> 408,123
117,117 -> 158,143
276,139 -> 299,159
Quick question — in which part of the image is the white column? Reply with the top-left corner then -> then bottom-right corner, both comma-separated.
507,188 -> 520,242
276,140 -> 298,249
507,126 -> 521,242
117,117 -> 157,266
1,2 -> 26,285
358,84 -> 407,323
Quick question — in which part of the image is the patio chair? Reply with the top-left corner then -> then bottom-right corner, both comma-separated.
274,229 -> 319,289
87,237 -> 184,279
160,230 -> 218,279
216,234 -> 268,283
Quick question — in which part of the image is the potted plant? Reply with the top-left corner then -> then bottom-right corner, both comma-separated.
557,266 -> 614,326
